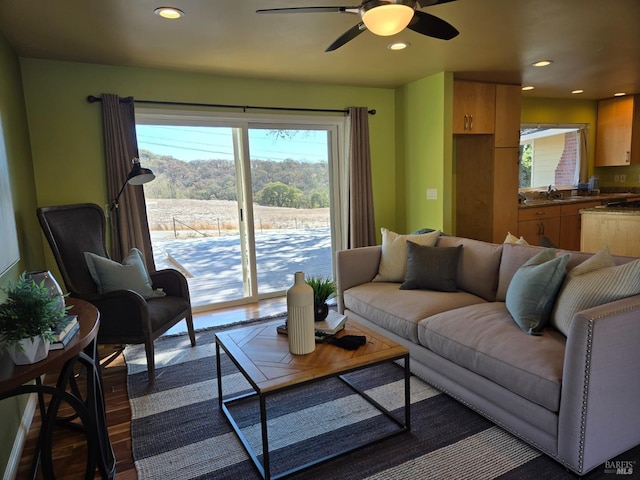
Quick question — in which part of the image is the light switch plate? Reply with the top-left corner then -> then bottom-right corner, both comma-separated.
426,188 -> 438,200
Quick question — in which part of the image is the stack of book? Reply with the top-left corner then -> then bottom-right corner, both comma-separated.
314,310 -> 347,335
49,315 -> 79,350
277,310 -> 347,341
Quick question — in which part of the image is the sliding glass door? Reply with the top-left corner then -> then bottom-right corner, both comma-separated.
135,112 -> 341,311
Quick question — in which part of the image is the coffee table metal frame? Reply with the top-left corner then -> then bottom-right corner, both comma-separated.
215,332 -> 411,480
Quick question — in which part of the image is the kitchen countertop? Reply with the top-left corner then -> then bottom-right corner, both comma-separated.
518,193 -> 634,209
580,207 -> 640,215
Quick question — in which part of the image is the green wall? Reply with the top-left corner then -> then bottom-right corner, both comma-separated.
0,33 -> 44,477
19,59 -> 399,247
397,71 -> 453,234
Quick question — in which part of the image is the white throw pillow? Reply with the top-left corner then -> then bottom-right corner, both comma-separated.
551,246 -> 640,335
504,231 -> 529,245
373,228 -> 441,282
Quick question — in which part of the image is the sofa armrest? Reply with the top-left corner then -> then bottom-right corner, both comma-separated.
558,294 -> 640,474
335,246 -> 381,313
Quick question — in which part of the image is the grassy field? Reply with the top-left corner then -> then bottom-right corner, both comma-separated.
146,198 -> 330,236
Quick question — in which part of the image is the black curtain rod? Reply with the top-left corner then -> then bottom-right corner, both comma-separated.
86,95 -> 376,115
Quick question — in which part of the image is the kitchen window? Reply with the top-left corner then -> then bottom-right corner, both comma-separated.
519,124 -> 588,189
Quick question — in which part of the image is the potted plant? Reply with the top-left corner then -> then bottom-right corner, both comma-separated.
305,275 -> 336,322
0,272 -> 67,365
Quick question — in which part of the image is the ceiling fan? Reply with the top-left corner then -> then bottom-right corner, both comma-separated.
256,0 -> 459,52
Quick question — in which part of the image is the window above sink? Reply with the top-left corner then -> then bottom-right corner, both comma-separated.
519,124 -> 589,190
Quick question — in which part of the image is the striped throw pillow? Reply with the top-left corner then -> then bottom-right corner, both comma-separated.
551,247 -> 640,335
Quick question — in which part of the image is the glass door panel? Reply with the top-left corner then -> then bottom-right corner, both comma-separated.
136,124 -> 252,308
248,127 -> 334,296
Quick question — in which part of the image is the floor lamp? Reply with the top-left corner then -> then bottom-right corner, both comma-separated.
108,157 -> 155,253
110,158 -> 156,212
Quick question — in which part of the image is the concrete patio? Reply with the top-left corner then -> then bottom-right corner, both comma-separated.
151,227 -> 333,308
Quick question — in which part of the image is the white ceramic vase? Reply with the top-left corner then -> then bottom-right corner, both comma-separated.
25,270 -> 65,315
286,271 -> 315,355
7,335 -> 50,365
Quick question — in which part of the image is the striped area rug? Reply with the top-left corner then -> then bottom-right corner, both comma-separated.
124,323 -> 634,480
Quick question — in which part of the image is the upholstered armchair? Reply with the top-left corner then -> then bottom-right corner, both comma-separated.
37,203 -> 196,383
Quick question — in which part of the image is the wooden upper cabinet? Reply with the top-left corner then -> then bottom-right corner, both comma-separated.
595,95 -> 640,166
453,81 -> 496,134
494,84 -> 522,148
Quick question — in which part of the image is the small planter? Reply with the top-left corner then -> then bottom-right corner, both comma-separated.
6,335 -> 50,365
314,302 -> 330,322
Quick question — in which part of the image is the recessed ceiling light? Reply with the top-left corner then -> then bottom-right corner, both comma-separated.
387,42 -> 410,51
614,92 -> 627,97
154,7 -> 185,19
522,86 -> 535,91
532,60 -> 553,67
571,89 -> 584,94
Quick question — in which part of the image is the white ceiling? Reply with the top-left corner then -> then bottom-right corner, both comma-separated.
0,0 -> 639,100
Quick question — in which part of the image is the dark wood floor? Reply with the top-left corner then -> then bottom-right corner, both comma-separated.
15,299 -> 286,480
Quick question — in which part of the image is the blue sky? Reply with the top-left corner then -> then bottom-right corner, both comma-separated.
136,125 -> 328,163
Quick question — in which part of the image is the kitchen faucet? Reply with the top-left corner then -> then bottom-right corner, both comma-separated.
546,185 -> 558,199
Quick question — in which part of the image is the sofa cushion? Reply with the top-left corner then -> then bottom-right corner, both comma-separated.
505,249 -> 570,334
552,248 -> 640,336
373,228 -> 440,283
344,282 -> 486,343
400,243 -> 462,292
436,236 -> 503,301
418,302 -> 566,412
496,243 -> 548,301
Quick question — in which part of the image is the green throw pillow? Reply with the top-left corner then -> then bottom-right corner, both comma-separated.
84,248 -> 166,299
505,249 -> 569,335
551,247 -> 640,336
400,242 -> 462,292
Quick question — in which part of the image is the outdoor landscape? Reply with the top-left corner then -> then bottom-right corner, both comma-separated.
138,149 -> 334,307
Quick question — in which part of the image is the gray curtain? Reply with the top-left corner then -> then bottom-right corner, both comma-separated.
347,107 -> 376,248
578,126 -> 588,183
101,94 -> 155,270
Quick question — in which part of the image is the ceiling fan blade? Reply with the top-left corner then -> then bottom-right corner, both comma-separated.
416,0 -> 458,7
325,22 -> 367,52
256,6 -> 358,14
408,11 -> 459,40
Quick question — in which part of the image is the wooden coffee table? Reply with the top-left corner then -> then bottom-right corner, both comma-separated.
215,319 -> 410,480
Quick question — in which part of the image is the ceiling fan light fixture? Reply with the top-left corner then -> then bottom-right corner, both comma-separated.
362,1 -> 415,36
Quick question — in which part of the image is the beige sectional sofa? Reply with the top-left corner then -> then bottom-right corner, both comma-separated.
336,233 -> 640,475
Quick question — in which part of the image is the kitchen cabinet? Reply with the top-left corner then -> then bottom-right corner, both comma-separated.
455,81 -> 520,243
453,81 -> 496,134
518,205 -> 561,247
492,148 -> 520,242
595,95 -> 640,166
494,84 -> 522,148
559,201 -> 601,251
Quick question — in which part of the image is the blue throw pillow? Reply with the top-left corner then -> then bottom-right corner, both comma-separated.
505,249 -> 569,335
84,248 -> 166,299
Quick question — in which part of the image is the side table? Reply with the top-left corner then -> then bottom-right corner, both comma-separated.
0,298 -> 115,479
